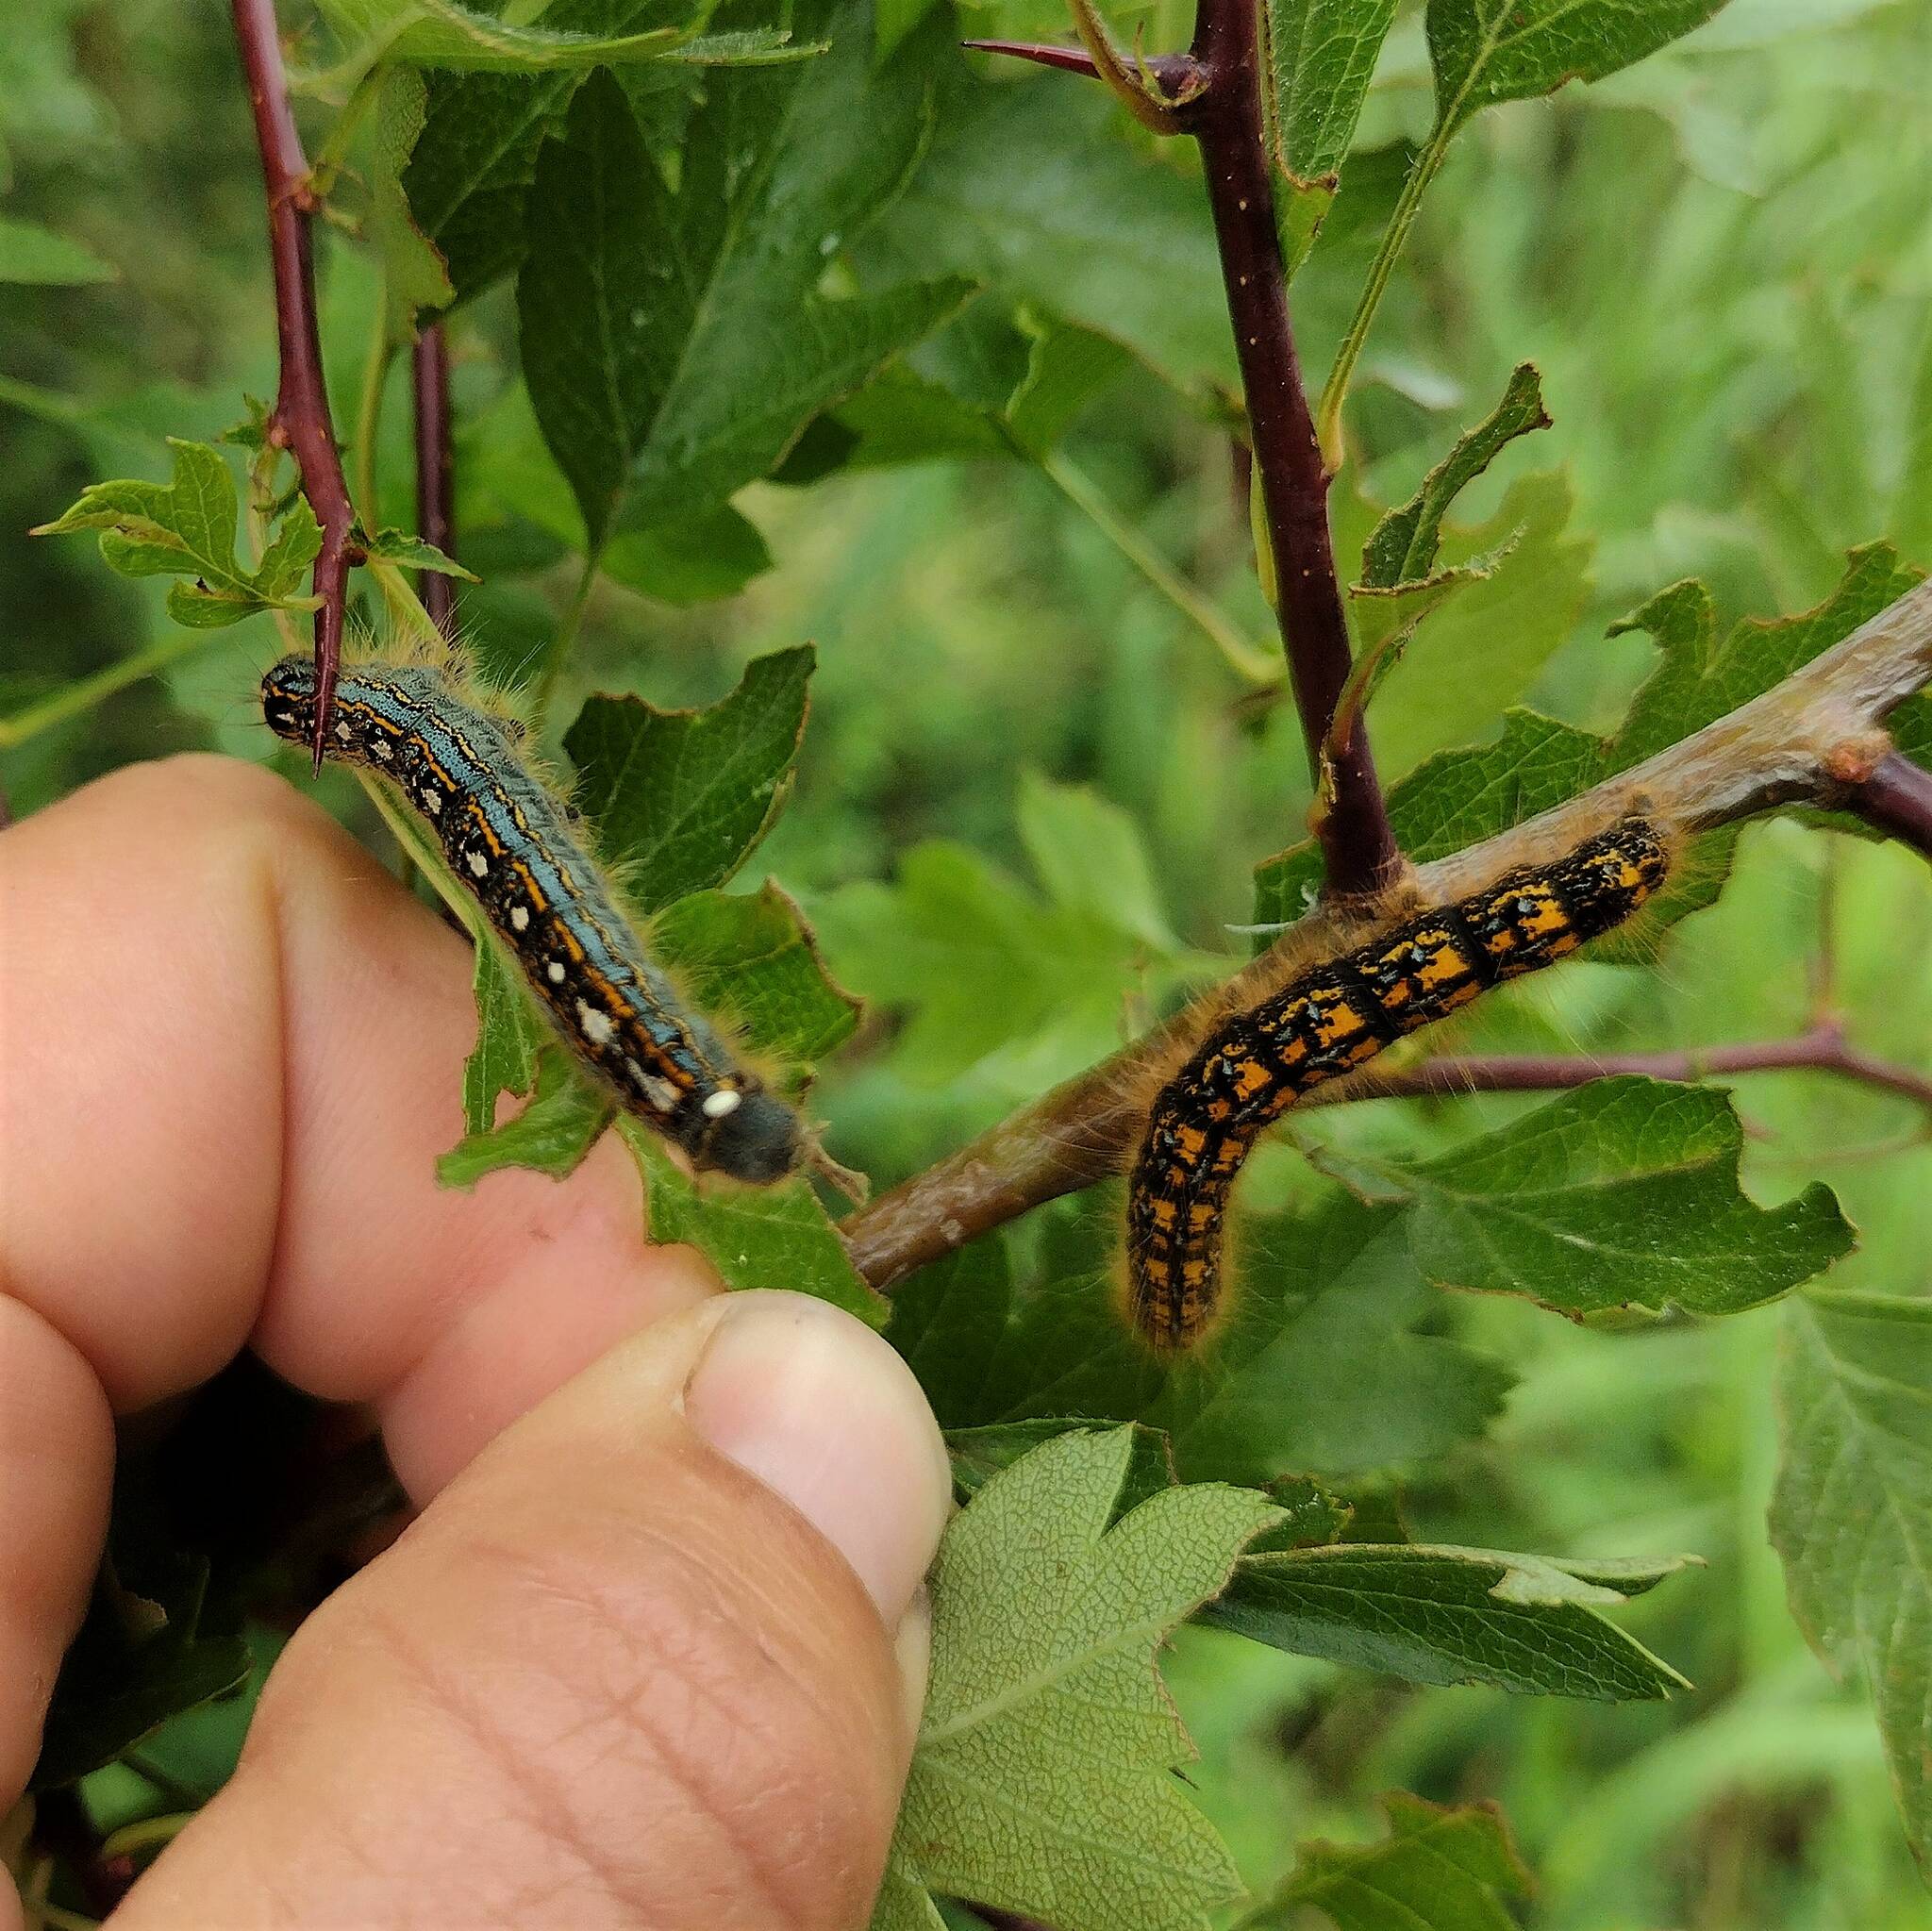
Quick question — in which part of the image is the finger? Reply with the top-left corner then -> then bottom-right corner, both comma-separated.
111,1293 -> 953,1931
0,753 -> 716,1492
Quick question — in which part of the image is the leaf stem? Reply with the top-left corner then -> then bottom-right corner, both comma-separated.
230,0 -> 358,770
353,290 -> 393,530
1038,449 -> 1276,684
1314,122 -> 1449,471
531,557 -> 598,728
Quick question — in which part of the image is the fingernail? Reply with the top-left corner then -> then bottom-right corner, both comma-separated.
683,1291 -> 952,1624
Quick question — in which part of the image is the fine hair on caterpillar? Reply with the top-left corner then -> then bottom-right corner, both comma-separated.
260,645 -> 823,1188
1122,816 -> 1675,1354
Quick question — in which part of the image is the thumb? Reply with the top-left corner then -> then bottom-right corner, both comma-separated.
111,1291 -> 953,1931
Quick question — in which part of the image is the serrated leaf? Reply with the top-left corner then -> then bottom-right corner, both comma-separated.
515,11 -> 970,546
625,1124 -> 886,1324
0,212 -> 116,284
1247,1792 -> 1532,1930
1209,1542 -> 1694,1702
652,880 -> 862,1079
564,646 -> 813,913
32,1549 -> 251,1791
32,440 -> 322,627
313,0 -> 689,74
367,67 -> 455,340
441,1042 -> 614,1187
1772,1290 -> 1932,1870
1427,0 -> 1733,137
889,1192 -> 1513,1488
1325,1078 -> 1855,1318
358,524 -> 477,577
875,1426 -> 1279,1931
1360,364 -> 1550,589
1266,0 -> 1398,255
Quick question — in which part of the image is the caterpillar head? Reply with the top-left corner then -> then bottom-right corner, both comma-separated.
691,1081 -> 804,1184
261,655 -> 320,744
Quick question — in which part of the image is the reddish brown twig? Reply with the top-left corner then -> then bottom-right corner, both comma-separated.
230,0 -> 355,769
1843,747 -> 1932,861
412,321 -> 458,637
972,13 -> 1398,897
1311,1022 -> 1932,1112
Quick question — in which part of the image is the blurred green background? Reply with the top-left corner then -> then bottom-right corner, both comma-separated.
4,0 -> 1931,1924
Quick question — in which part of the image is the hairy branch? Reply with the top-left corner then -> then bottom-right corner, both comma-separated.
231,0 -> 355,768
841,578 -> 1932,1290
412,322 -> 457,637
1313,1022 -> 1932,1113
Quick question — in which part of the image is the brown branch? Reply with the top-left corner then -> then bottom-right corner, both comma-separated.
412,322 -> 458,637
1842,747 -> 1932,860
231,0 -> 355,770
1311,1022 -> 1932,1112
841,578 -> 1932,1290
1174,0 -> 1396,897
970,20 -> 1397,897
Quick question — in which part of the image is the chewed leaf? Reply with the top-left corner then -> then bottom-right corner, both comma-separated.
32,439 -> 322,628
441,1043 -> 613,1188
874,1426 -> 1280,1931
358,524 -> 477,578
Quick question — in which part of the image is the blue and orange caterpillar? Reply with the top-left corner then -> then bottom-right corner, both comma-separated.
262,653 -> 805,1184
1124,819 -> 1673,1351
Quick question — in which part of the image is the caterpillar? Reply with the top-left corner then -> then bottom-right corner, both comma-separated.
1124,817 -> 1673,1351
261,653 -> 805,1184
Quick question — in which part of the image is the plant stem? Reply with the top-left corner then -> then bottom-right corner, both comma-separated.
1039,449 -> 1276,683
413,321 -> 458,636
532,558 -> 598,728
230,0 -> 357,770
1174,0 -> 1398,895
0,631 -> 221,751
838,577 -> 1932,1289
1314,124 -> 1447,469
1844,747 -> 1932,861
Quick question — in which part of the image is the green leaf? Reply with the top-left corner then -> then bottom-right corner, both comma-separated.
32,1549 -> 251,1791
1772,1290 -> 1932,1870
652,880 -> 863,1080
515,15 -> 971,546
1015,772 -> 1177,952
626,1124 -> 887,1324
874,1426 -> 1279,1931
313,0 -> 690,75
457,935 -> 548,1136
358,524 -> 477,577
563,645 -> 814,913
1326,1078 -> 1855,1318
1247,1792 -> 1533,1930
31,439 -> 323,628
0,212 -> 116,284
1265,0 -> 1399,252
867,78 -> 1235,394
1209,1542 -> 1694,1702
367,67 -> 455,340
889,1192 -> 1513,1488
1359,364 -> 1550,589
1427,0 -> 1734,137
440,1041 -> 614,1187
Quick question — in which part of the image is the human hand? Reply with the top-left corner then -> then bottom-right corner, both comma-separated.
1,755 -> 952,1930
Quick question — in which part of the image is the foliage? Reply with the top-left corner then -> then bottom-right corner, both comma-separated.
6,0 -> 1932,1924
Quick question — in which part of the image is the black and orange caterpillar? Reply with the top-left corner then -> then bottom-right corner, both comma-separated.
1124,818 -> 1672,1351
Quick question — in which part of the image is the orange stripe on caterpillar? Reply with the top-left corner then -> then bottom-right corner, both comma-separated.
1123,817 -> 1672,1352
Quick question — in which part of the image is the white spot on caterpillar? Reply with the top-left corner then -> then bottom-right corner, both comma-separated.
642,1074 -> 682,1112
421,787 -> 442,814
509,905 -> 530,932
576,1000 -> 616,1045
334,719 -> 352,742
546,961 -> 566,984
466,851 -> 489,878
702,1089 -> 741,1120
373,739 -> 393,760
